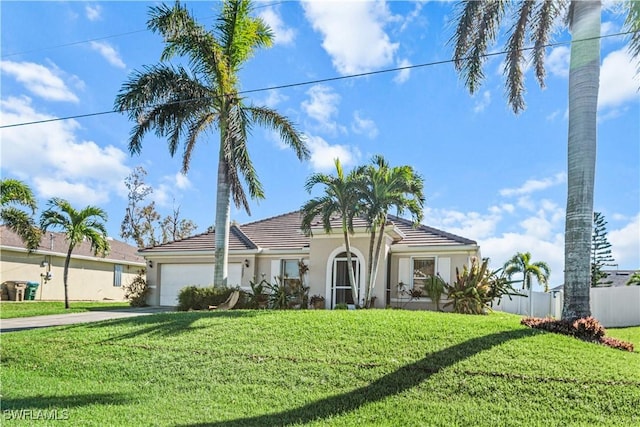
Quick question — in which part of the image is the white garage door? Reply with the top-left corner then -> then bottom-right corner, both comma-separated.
159,263 -> 242,306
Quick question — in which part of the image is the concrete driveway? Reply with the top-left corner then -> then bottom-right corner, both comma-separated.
0,306 -> 173,333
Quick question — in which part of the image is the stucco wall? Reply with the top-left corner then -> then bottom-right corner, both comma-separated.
1,250 -> 143,301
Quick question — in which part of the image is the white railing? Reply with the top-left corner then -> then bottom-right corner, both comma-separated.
493,286 -> 640,327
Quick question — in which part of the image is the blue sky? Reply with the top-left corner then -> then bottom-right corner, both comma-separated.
1,1 -> 638,287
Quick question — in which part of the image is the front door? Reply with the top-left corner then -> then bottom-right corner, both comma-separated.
332,254 -> 360,308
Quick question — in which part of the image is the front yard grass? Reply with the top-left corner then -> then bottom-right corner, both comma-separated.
1,310 -> 638,426
0,301 -> 130,319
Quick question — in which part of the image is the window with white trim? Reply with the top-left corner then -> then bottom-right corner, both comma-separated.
281,259 -> 301,293
412,258 -> 435,296
114,265 -> 123,287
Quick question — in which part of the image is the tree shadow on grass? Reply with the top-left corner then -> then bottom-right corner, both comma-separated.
85,310 -> 263,341
1,393 -> 129,410
179,328 -> 534,427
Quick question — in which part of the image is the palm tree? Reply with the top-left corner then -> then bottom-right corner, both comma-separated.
301,159 -> 363,305
359,155 -> 425,307
451,1 -> 640,320
40,198 -> 110,309
114,0 -> 309,287
1,178 -> 41,251
503,252 -> 551,292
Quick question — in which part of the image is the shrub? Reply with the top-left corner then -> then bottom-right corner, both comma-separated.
334,303 -> 348,310
123,269 -> 149,307
521,316 -> 634,352
444,258 -> 522,315
176,286 -> 238,311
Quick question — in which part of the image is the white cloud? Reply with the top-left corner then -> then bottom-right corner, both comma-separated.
89,41 -> 126,69
261,89 -> 288,108
393,58 -> 411,84
547,46 -> 570,78
500,172 -> 566,197
306,134 -> 359,172
609,214 -> 640,268
598,48 -> 640,110
85,4 -> 102,21
302,0 -> 399,75
0,96 -> 130,206
301,84 -> 343,135
351,111 -> 378,139
259,6 -> 295,46
0,60 -> 80,102
424,207 -> 501,241
473,90 -> 491,113
174,173 -> 191,190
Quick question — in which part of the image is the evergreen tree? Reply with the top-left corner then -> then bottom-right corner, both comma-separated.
591,212 -> 615,287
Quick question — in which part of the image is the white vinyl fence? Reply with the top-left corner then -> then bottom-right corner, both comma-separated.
493,286 -> 640,327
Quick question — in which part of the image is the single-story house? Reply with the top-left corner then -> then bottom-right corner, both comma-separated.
551,269 -> 640,291
0,226 -> 145,301
141,211 -> 481,308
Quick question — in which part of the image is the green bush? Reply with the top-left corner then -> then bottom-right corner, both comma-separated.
176,286 -> 239,311
334,303 -> 348,310
444,258 -> 521,315
123,269 -> 150,307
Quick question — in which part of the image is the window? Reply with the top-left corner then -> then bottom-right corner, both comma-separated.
412,258 -> 435,296
114,265 -> 123,287
281,259 -> 301,293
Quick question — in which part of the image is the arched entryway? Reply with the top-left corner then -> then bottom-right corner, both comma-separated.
326,248 -> 364,308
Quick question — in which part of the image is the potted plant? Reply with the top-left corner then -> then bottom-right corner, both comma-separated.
309,294 -> 325,309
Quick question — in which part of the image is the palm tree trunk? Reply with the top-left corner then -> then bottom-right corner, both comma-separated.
342,218 -> 358,305
214,124 -> 231,288
365,228 -> 376,306
63,246 -> 73,309
563,0 -> 600,320
368,221 -> 386,308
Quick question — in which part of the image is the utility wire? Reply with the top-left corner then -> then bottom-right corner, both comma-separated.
0,1 -> 287,59
1,30 -> 636,130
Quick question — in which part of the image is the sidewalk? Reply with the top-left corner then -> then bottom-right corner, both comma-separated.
0,306 -> 173,333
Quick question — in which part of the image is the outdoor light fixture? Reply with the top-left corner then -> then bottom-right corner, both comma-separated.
40,260 -> 49,268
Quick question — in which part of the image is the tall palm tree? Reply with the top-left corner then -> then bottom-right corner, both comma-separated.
301,159 -> 363,305
359,155 -> 425,307
40,198 -> 110,309
503,252 -> 551,292
1,178 -> 41,251
451,1 -> 639,320
114,0 -> 309,287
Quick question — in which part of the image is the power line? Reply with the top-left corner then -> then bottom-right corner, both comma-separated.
1,30 -> 636,130
0,1 -> 288,59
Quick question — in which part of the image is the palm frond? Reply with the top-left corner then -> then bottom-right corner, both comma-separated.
247,105 -> 309,161
217,0 -> 273,74
531,0 -> 565,88
1,179 -> 37,211
505,1 -> 533,113
625,0 -> 640,73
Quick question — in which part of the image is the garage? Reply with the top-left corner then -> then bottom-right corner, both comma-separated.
159,263 -> 242,306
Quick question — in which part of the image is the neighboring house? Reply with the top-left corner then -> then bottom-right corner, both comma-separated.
0,226 -> 145,301
142,211 -> 481,308
551,269 -> 639,291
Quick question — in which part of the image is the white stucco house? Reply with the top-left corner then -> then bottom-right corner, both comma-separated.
141,211 -> 480,309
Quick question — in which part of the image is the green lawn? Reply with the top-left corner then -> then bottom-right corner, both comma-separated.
0,301 -> 130,319
1,310 -> 638,426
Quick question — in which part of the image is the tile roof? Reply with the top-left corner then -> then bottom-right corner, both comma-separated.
551,270 -> 639,290
140,225 -> 258,253
387,215 -> 477,246
140,210 -> 476,254
0,226 -> 144,264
